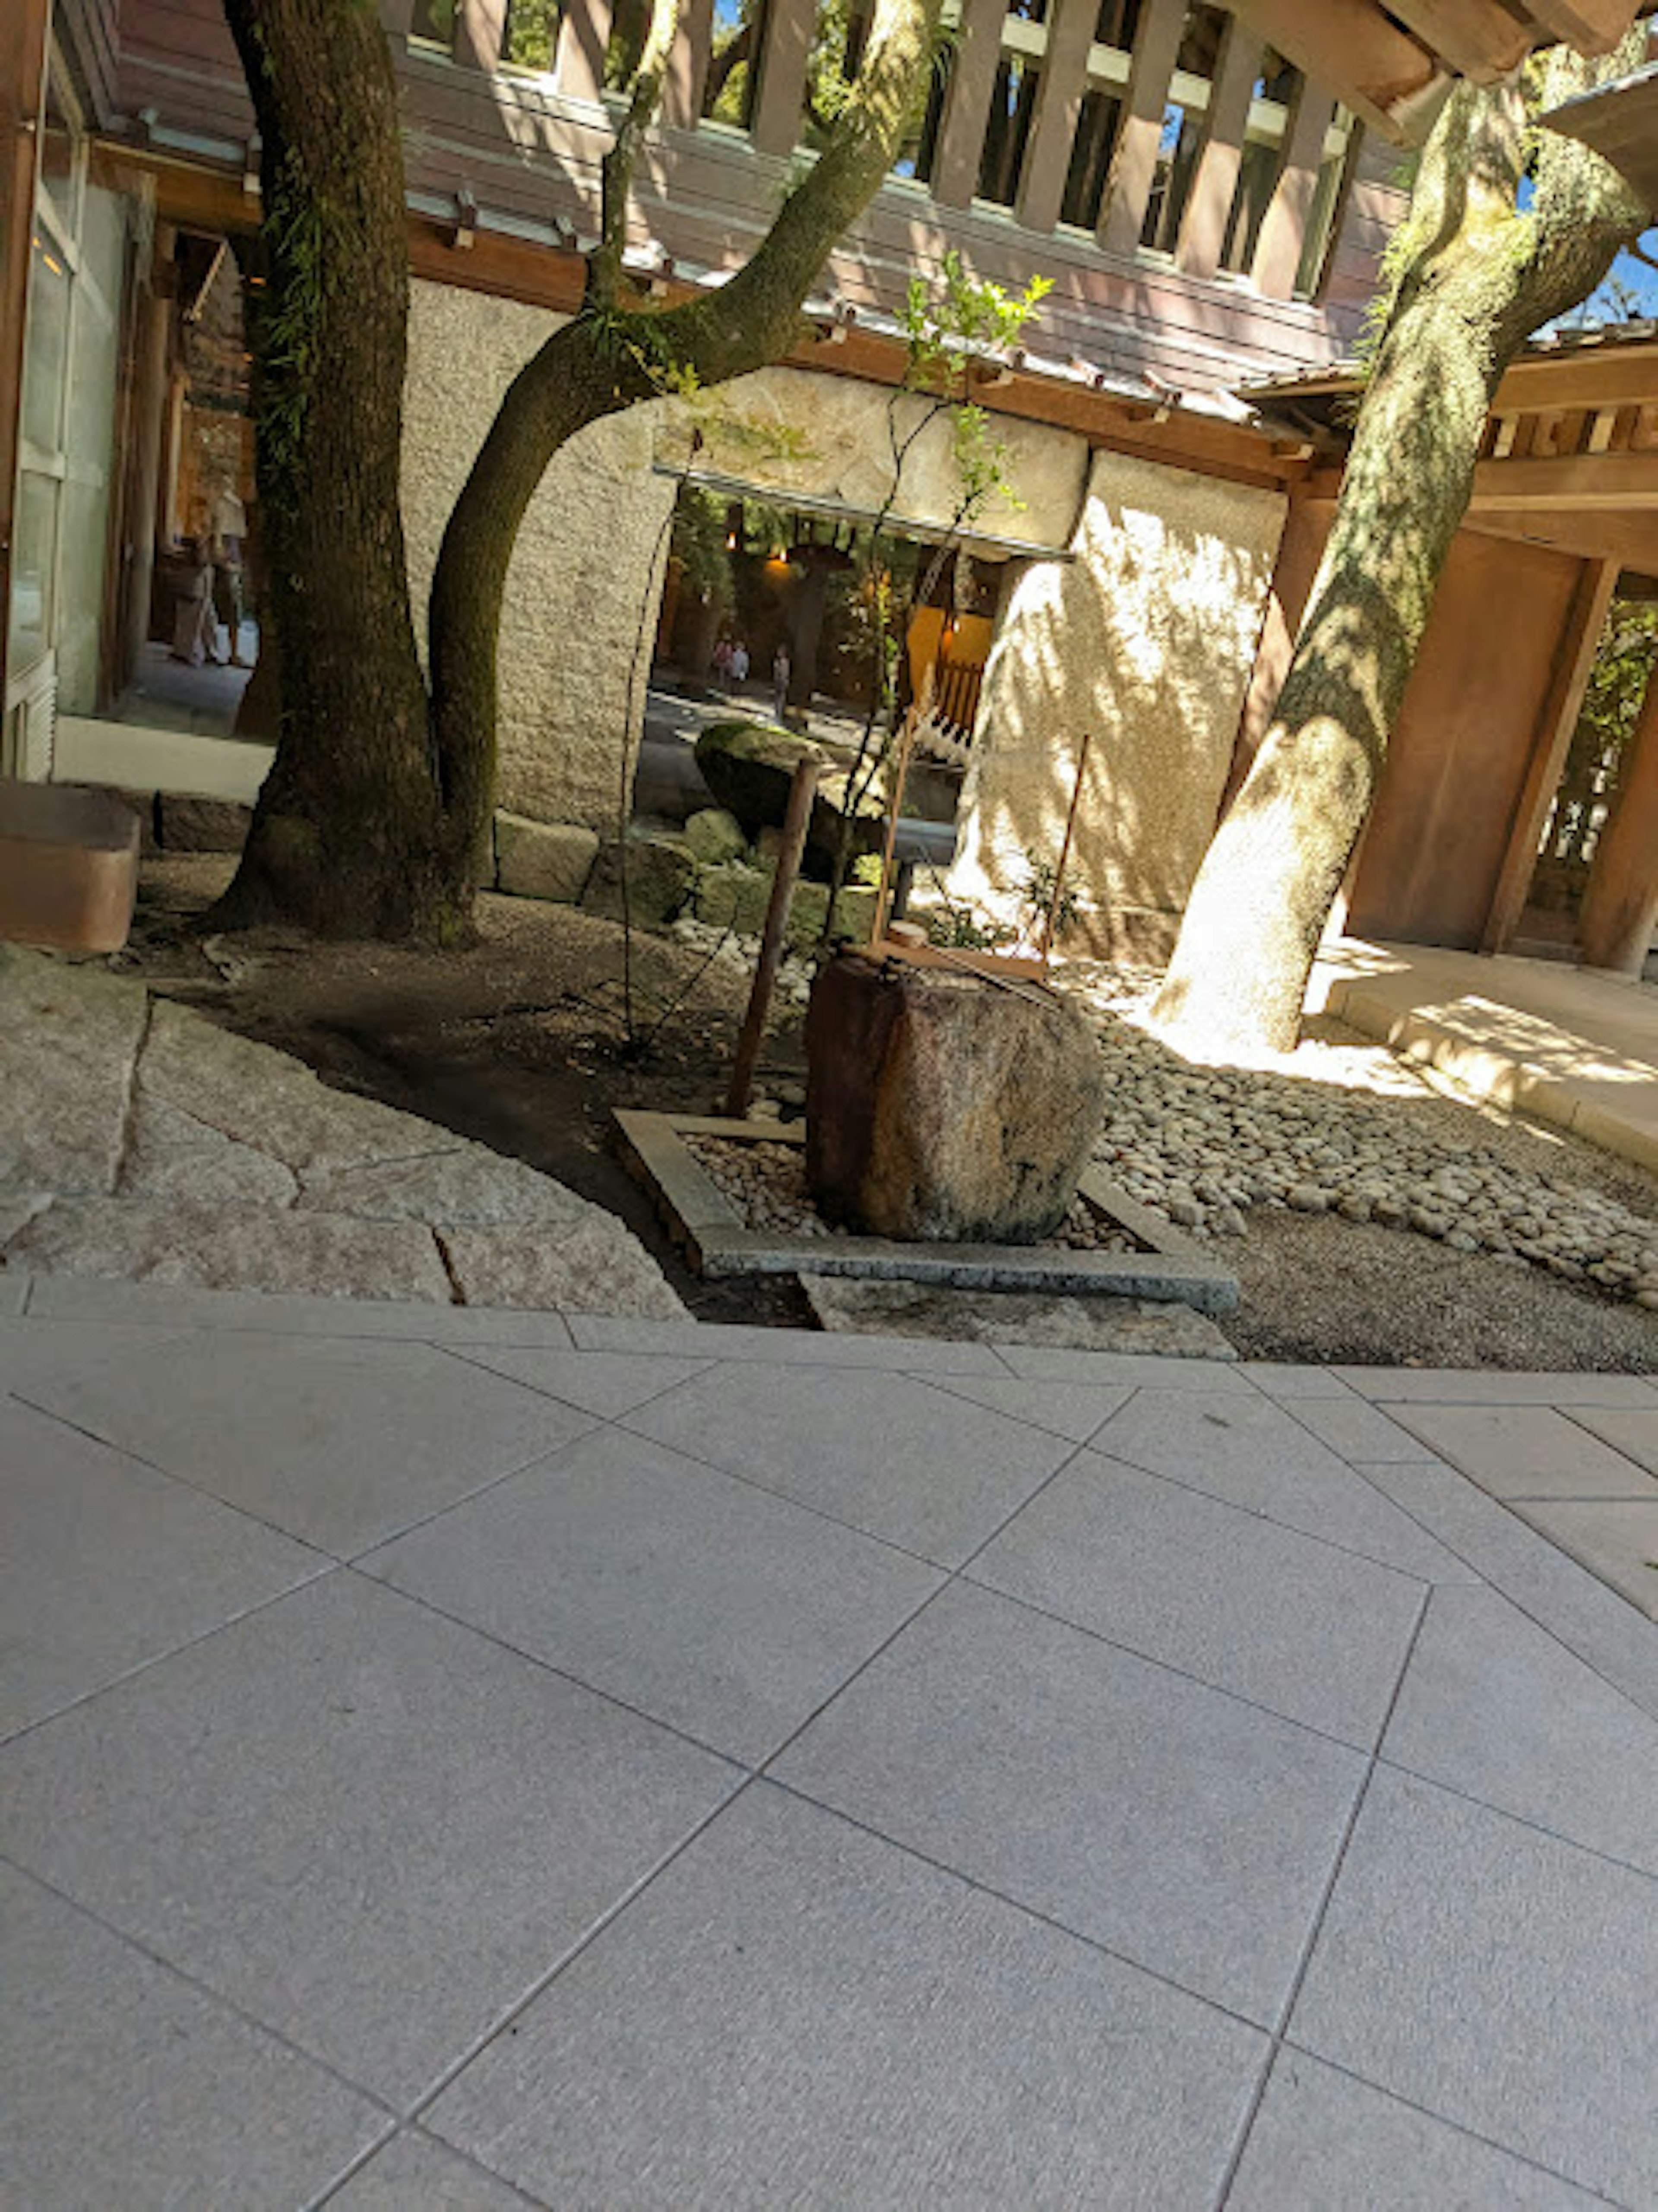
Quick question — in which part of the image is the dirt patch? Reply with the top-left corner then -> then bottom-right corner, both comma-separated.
117,858 -> 1658,1368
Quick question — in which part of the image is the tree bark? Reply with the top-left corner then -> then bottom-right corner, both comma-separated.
211,0 -> 457,940
425,0 -> 941,861
1152,43 -> 1651,1060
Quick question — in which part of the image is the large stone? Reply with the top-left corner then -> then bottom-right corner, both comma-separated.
692,723 -> 883,879
682,807 -> 748,866
805,953 -> 1107,1243
801,1274 -> 1236,1357
495,813 -> 599,903
438,1219 -> 686,1318
693,861 -> 877,946
155,794 -> 252,853
0,946 -> 148,1193
580,836 -> 697,926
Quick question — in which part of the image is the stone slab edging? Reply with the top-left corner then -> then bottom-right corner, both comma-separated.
614,1109 -> 1240,1313
1326,977 -> 1658,1175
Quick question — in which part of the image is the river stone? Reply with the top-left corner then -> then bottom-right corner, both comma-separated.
683,807 -> 748,866
804,952 -> 1107,1243
495,813 -> 599,903
579,836 -> 696,926
693,722 -> 883,878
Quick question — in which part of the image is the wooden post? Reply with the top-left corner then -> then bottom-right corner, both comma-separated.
1038,729 -> 1092,962
1250,82 -> 1336,299
1014,0 -> 1100,235
0,0 -> 50,709
1481,557 -> 1618,954
1097,0 -> 1187,259
726,757 -> 820,1116
1579,656 -> 1658,976
748,0 -> 816,155
870,707 -> 922,946
929,0 -> 1009,209
1177,17 -> 1265,279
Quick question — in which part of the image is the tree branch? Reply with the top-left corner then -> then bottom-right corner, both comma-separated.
590,0 -> 683,305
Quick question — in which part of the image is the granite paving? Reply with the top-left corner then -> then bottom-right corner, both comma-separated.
3,1275 -> 1657,2207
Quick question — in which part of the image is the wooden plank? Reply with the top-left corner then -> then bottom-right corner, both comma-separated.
1177,14 -> 1265,280
1524,0 -> 1642,55
1471,449 -> 1658,511
1465,507 -> 1658,572
1219,0 -> 1442,142
747,0 -> 815,155
1014,0 -> 1101,236
1097,0 -> 1186,258
1381,0 -> 1533,82
1479,556 -> 1618,954
930,0 -> 1009,209
1250,79 -> 1336,299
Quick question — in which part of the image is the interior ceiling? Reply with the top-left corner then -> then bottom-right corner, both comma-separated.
1231,0 -> 1649,142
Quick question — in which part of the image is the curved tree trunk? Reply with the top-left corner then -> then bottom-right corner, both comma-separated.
211,0 -> 452,940
1153,47 -> 1650,1060
425,0 -> 940,862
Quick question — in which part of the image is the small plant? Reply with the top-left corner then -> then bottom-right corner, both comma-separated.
1022,850 -> 1081,943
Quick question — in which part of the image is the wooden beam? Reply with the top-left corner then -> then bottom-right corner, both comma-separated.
1480,557 -> 1618,954
1177,14 -> 1265,280
555,0 -> 609,102
663,0 -> 715,128
1463,506 -> 1658,573
1250,80 -> 1335,299
1224,0 -> 1444,142
1579,653 -> 1658,974
1015,0 -> 1102,235
1472,449 -> 1658,512
1381,0 -> 1534,82
930,0 -> 1012,208
1097,0 -> 1187,258
1524,0 -> 1642,56
456,0 -> 509,72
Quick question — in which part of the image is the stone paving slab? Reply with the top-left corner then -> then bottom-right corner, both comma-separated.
0,946 -> 681,1320
1508,1497 -> 1658,1620
5,1284 -> 1658,2206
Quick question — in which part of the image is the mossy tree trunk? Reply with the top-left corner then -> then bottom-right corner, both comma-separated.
215,0 -> 939,940
213,0 -> 456,939
1152,42 -> 1651,1059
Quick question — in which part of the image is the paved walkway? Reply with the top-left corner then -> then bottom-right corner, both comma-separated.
4,1275 -> 1657,2207
1315,937 -> 1658,1173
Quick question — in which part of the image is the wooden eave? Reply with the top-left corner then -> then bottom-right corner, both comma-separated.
1232,0 -> 1645,144
1539,60 -> 1658,206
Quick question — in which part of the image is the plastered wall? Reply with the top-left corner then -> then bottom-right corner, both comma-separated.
949,447 -> 1286,943
402,280 -> 678,833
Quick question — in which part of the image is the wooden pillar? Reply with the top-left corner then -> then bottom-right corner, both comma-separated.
1250,80 -> 1335,299
556,0 -> 610,101
749,0 -> 816,155
664,0 -> 715,127
1579,658 -> 1658,976
456,0 -> 509,71
1177,16 -> 1264,279
1013,0 -> 1098,234
1097,0 -> 1186,259
0,0 -> 51,710
929,0 -> 1007,209
1481,557 -> 1618,955
121,229 -> 175,684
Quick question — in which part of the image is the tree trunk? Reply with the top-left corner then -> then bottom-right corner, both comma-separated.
426,0 -> 940,849
211,0 -> 460,940
1153,47 -> 1650,1059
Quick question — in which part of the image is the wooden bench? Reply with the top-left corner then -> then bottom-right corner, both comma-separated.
0,778 -> 141,953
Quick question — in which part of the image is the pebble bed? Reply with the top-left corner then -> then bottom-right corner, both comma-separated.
684,1133 -> 1138,1252
671,920 -> 1658,1315
1063,963 -> 1658,1313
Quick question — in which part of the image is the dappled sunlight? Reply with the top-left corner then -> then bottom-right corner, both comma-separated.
949,451 -> 1284,930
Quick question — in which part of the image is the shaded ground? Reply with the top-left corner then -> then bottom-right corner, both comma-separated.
121,857 -> 1658,1367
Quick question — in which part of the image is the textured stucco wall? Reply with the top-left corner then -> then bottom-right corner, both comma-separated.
949,449 -> 1286,938
402,281 -> 677,832
663,365 -> 1089,554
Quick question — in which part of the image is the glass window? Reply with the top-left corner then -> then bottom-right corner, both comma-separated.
893,63 -> 947,180
703,0 -> 764,123
503,0 -> 560,68
802,0 -> 871,147
977,52 -> 1041,206
1060,87 -> 1120,230
408,0 -> 456,47
1093,0 -> 1139,47
1174,3 -> 1225,78
1294,112 -> 1357,298
7,472 -> 57,678
20,226 -> 70,457
1140,98 -> 1201,250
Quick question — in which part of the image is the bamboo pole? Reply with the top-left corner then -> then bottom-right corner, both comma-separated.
869,703 -> 923,949
725,757 -> 820,1117
1038,730 -> 1093,965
